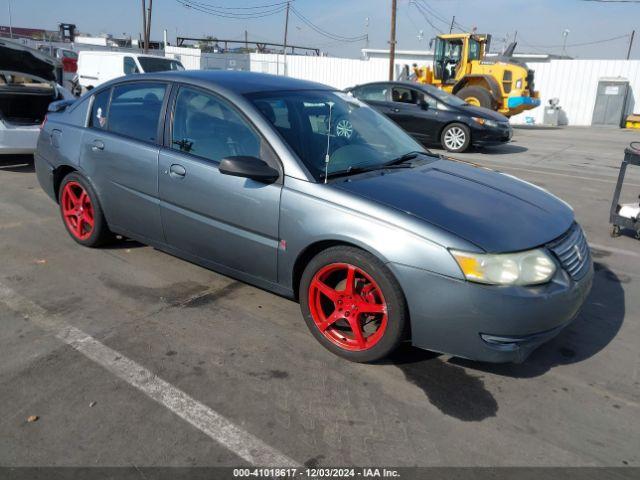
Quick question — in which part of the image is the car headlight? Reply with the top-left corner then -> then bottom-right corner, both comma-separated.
471,117 -> 499,128
515,79 -> 523,89
450,248 -> 556,286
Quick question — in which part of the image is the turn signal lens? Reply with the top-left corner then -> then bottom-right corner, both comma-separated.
451,249 -> 556,286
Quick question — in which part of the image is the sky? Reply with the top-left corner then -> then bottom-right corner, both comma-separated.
2,0 -> 639,59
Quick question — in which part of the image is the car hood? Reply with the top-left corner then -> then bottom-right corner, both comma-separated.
456,104 -> 508,122
333,159 -> 574,252
0,38 -> 58,82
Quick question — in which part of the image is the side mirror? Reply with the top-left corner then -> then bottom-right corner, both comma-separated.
219,156 -> 279,183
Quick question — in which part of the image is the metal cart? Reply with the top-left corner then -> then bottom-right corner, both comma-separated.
609,142 -> 640,239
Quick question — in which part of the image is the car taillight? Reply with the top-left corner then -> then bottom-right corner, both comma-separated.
62,57 -> 77,73
40,114 -> 48,130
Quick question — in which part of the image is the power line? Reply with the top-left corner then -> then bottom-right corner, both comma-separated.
185,0 -> 290,8
176,0 -> 288,18
290,6 -> 367,43
520,33 -> 630,49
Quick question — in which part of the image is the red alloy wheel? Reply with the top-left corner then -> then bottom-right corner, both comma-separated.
308,263 -> 388,351
61,181 -> 95,241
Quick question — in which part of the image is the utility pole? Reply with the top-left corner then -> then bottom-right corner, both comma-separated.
388,0 -> 397,81
146,0 -> 153,52
244,29 -> 248,51
141,0 -> 147,52
627,30 -> 635,60
449,15 -> 455,34
7,0 -> 13,39
282,1 -> 290,76
365,17 -> 370,50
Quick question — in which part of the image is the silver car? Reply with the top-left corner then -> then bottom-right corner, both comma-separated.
35,71 -> 593,363
0,39 -> 74,154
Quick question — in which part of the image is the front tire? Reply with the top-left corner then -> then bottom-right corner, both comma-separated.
299,246 -> 408,362
441,123 -> 471,153
457,86 -> 494,109
58,172 -> 111,247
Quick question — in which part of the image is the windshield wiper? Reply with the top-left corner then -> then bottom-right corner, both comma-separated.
384,150 -> 431,166
325,162 -> 413,180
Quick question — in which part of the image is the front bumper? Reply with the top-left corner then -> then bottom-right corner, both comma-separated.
470,122 -> 512,146
388,259 -> 594,363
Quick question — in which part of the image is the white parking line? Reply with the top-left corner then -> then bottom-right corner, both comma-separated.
0,282 -> 297,467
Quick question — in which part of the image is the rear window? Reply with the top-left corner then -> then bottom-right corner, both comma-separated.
137,57 -> 184,73
107,83 -> 167,143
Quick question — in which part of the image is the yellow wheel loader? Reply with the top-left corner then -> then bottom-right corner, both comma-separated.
413,33 -> 540,117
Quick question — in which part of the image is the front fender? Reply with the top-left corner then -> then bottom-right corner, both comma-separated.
278,177 -> 471,291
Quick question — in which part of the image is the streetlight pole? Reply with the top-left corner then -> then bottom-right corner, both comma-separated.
561,29 -> 570,57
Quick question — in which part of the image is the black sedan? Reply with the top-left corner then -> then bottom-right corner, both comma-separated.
346,81 -> 512,153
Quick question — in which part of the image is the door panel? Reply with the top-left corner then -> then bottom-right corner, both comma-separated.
158,85 -> 282,282
80,130 -> 163,241
158,149 -> 281,282
79,82 -> 167,241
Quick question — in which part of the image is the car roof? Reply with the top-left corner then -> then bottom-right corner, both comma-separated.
118,70 -> 335,95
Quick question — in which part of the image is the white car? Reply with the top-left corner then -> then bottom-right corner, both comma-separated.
77,51 -> 184,91
0,39 -> 74,154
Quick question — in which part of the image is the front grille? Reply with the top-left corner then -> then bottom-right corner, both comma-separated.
547,224 -> 590,280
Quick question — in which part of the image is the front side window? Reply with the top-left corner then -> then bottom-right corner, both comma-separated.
123,57 -> 139,75
89,89 -> 111,130
356,85 -> 388,102
391,87 -> 417,104
247,90 -> 424,181
171,87 -> 261,163
108,82 -> 166,143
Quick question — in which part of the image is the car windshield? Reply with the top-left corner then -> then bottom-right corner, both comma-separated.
420,84 -> 468,107
246,90 -> 426,180
137,57 -> 184,72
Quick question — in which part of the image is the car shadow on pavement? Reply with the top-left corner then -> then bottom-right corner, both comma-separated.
451,262 -> 626,379
0,154 -> 35,173
383,346 -> 499,422
475,144 -> 528,155
101,235 -> 146,250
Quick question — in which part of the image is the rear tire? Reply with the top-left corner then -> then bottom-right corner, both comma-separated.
441,123 -> 471,153
58,172 -> 112,247
299,246 -> 408,363
457,86 -> 495,110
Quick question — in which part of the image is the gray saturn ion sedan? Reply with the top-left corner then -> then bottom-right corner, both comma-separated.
35,71 -> 593,363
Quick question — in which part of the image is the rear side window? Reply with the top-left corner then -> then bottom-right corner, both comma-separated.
108,83 -> 167,143
123,57 -> 139,74
171,87 -> 261,163
89,89 -> 111,130
356,85 -> 388,102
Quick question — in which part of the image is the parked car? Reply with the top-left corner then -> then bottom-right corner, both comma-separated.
0,39 -> 74,154
35,71 -> 592,363
37,45 -> 80,95
77,51 -> 184,91
347,81 -> 512,153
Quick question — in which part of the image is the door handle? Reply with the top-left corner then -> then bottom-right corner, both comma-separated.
169,164 -> 186,178
392,108 -> 400,113
91,140 -> 104,151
